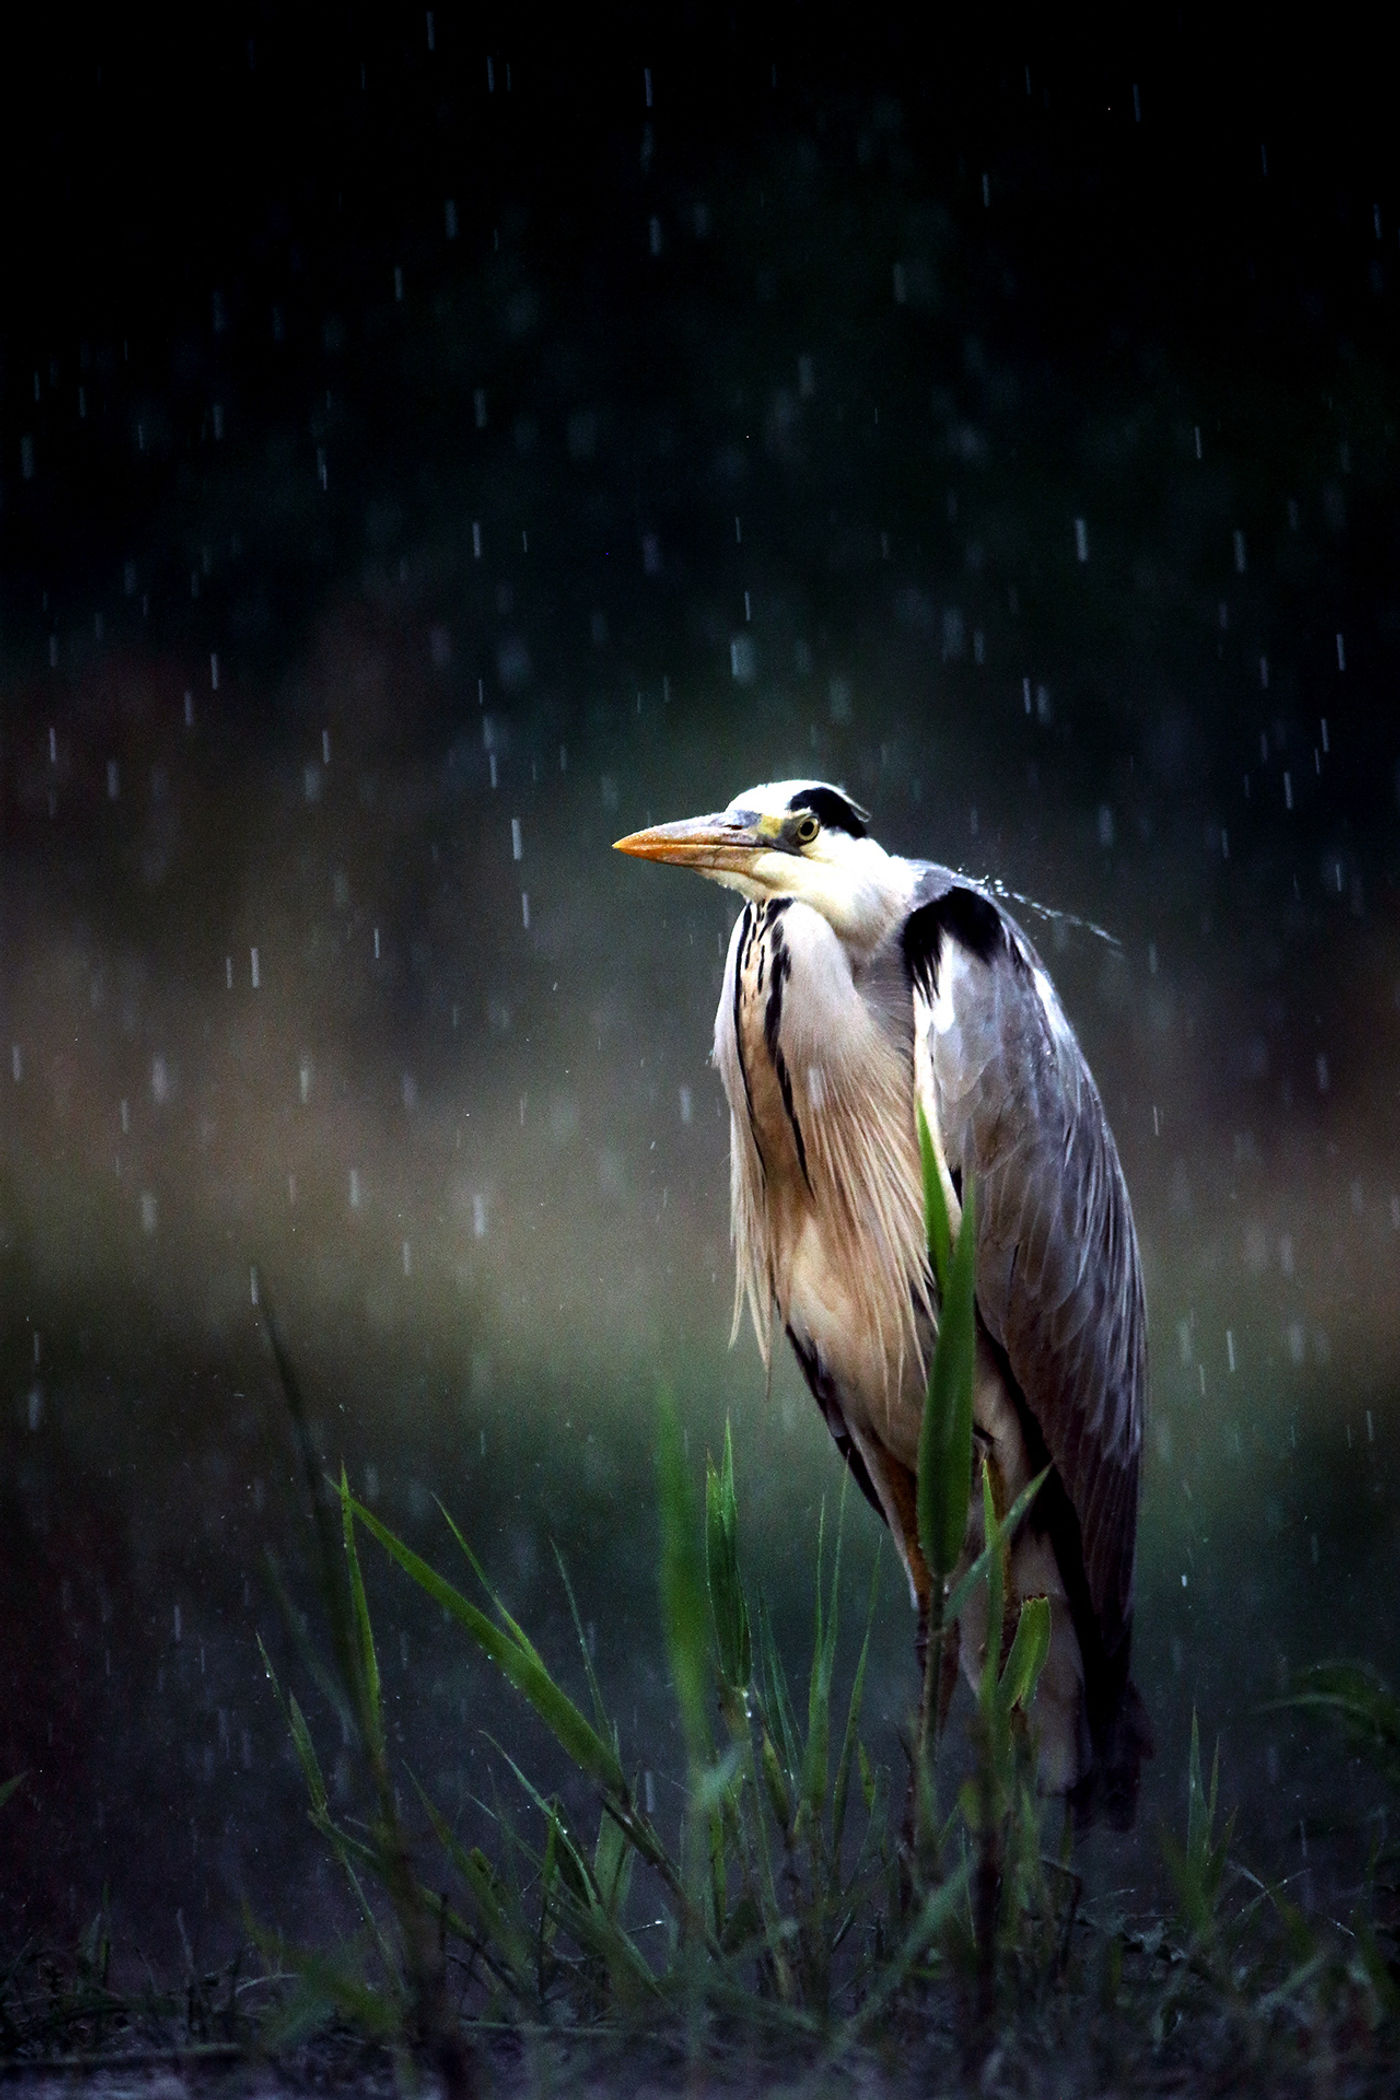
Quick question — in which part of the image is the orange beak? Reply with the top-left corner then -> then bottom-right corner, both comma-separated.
613,813 -> 768,878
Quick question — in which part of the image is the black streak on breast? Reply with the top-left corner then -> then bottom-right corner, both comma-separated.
731,904 -> 762,1179
786,1325 -> 885,1520
761,908 -> 811,1190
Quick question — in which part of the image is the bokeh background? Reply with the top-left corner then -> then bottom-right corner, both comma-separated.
2,5 -> 1398,1963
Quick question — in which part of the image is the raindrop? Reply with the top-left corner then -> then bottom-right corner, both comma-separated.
349,1170 -> 362,1209
521,892 -> 530,929
249,1264 -> 259,1305
374,927 -> 381,959
11,1045 -> 21,1082
445,199 -> 458,240
1320,717 -> 1329,753
184,691 -> 194,727
511,817 -> 523,860
1259,655 -> 1269,689
679,1086 -> 693,1124
1233,529 -> 1246,573
402,1240 -> 412,1277
210,652 -> 219,690
1336,634 -> 1346,671
472,520 -> 482,558
141,1192 -> 158,1234
151,1055 -> 170,1105
1226,1330 -> 1236,1373
250,947 -> 260,990
472,1193 -> 487,1238
107,760 -> 120,800
1283,771 -> 1293,811
1074,518 -> 1088,562
1194,426 -> 1202,459
644,65 -> 652,107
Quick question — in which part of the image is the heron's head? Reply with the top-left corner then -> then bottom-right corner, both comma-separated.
615,780 -> 912,949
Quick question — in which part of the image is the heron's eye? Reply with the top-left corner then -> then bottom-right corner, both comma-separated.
794,813 -> 820,845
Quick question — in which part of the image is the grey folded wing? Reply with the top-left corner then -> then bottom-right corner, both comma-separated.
902,875 -> 1146,1664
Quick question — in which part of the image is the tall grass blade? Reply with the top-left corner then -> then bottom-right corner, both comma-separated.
915,1101 -> 953,1297
998,1592 -> 1051,1718
337,1467 -> 385,1769
917,1174 -> 977,1590
350,1496 -> 628,1797
706,1418 -> 752,1693
942,1468 -> 1048,1628
656,1390 -> 714,1772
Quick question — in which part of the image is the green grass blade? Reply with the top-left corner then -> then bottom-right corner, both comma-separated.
350,1497 -> 628,1797
998,1594 -> 1051,1718
656,1389 -> 713,1772
337,1466 -> 384,1768
802,1493 -> 841,1829
833,1551 -> 881,1857
917,1173 -> 977,1589
551,1541 -> 616,1747
705,1418 -> 752,1693
408,1777 -> 533,1996
915,1101 -> 953,1296
755,1595 -> 802,1785
942,1468 -> 1048,1627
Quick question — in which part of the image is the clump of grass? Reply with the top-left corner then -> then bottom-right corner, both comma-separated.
256,1156 -> 1075,2075
243,1118 -> 1400,2090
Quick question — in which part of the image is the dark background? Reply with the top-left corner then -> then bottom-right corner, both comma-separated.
2,3 -> 1398,1964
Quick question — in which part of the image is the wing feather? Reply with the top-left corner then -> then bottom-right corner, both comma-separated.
904,876 -> 1146,1664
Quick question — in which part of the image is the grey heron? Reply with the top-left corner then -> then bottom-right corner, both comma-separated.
616,779 -> 1150,1828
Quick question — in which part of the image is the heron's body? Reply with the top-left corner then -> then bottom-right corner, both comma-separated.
617,781 -> 1150,1826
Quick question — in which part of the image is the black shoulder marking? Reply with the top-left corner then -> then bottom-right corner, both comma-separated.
787,785 -> 871,838
901,886 -> 1004,991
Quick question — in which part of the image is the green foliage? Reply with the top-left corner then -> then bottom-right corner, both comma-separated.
916,1163 -> 977,1592
1283,1661 -> 1400,1793
1161,1711 -> 1236,1950
238,1275 -> 1400,2086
